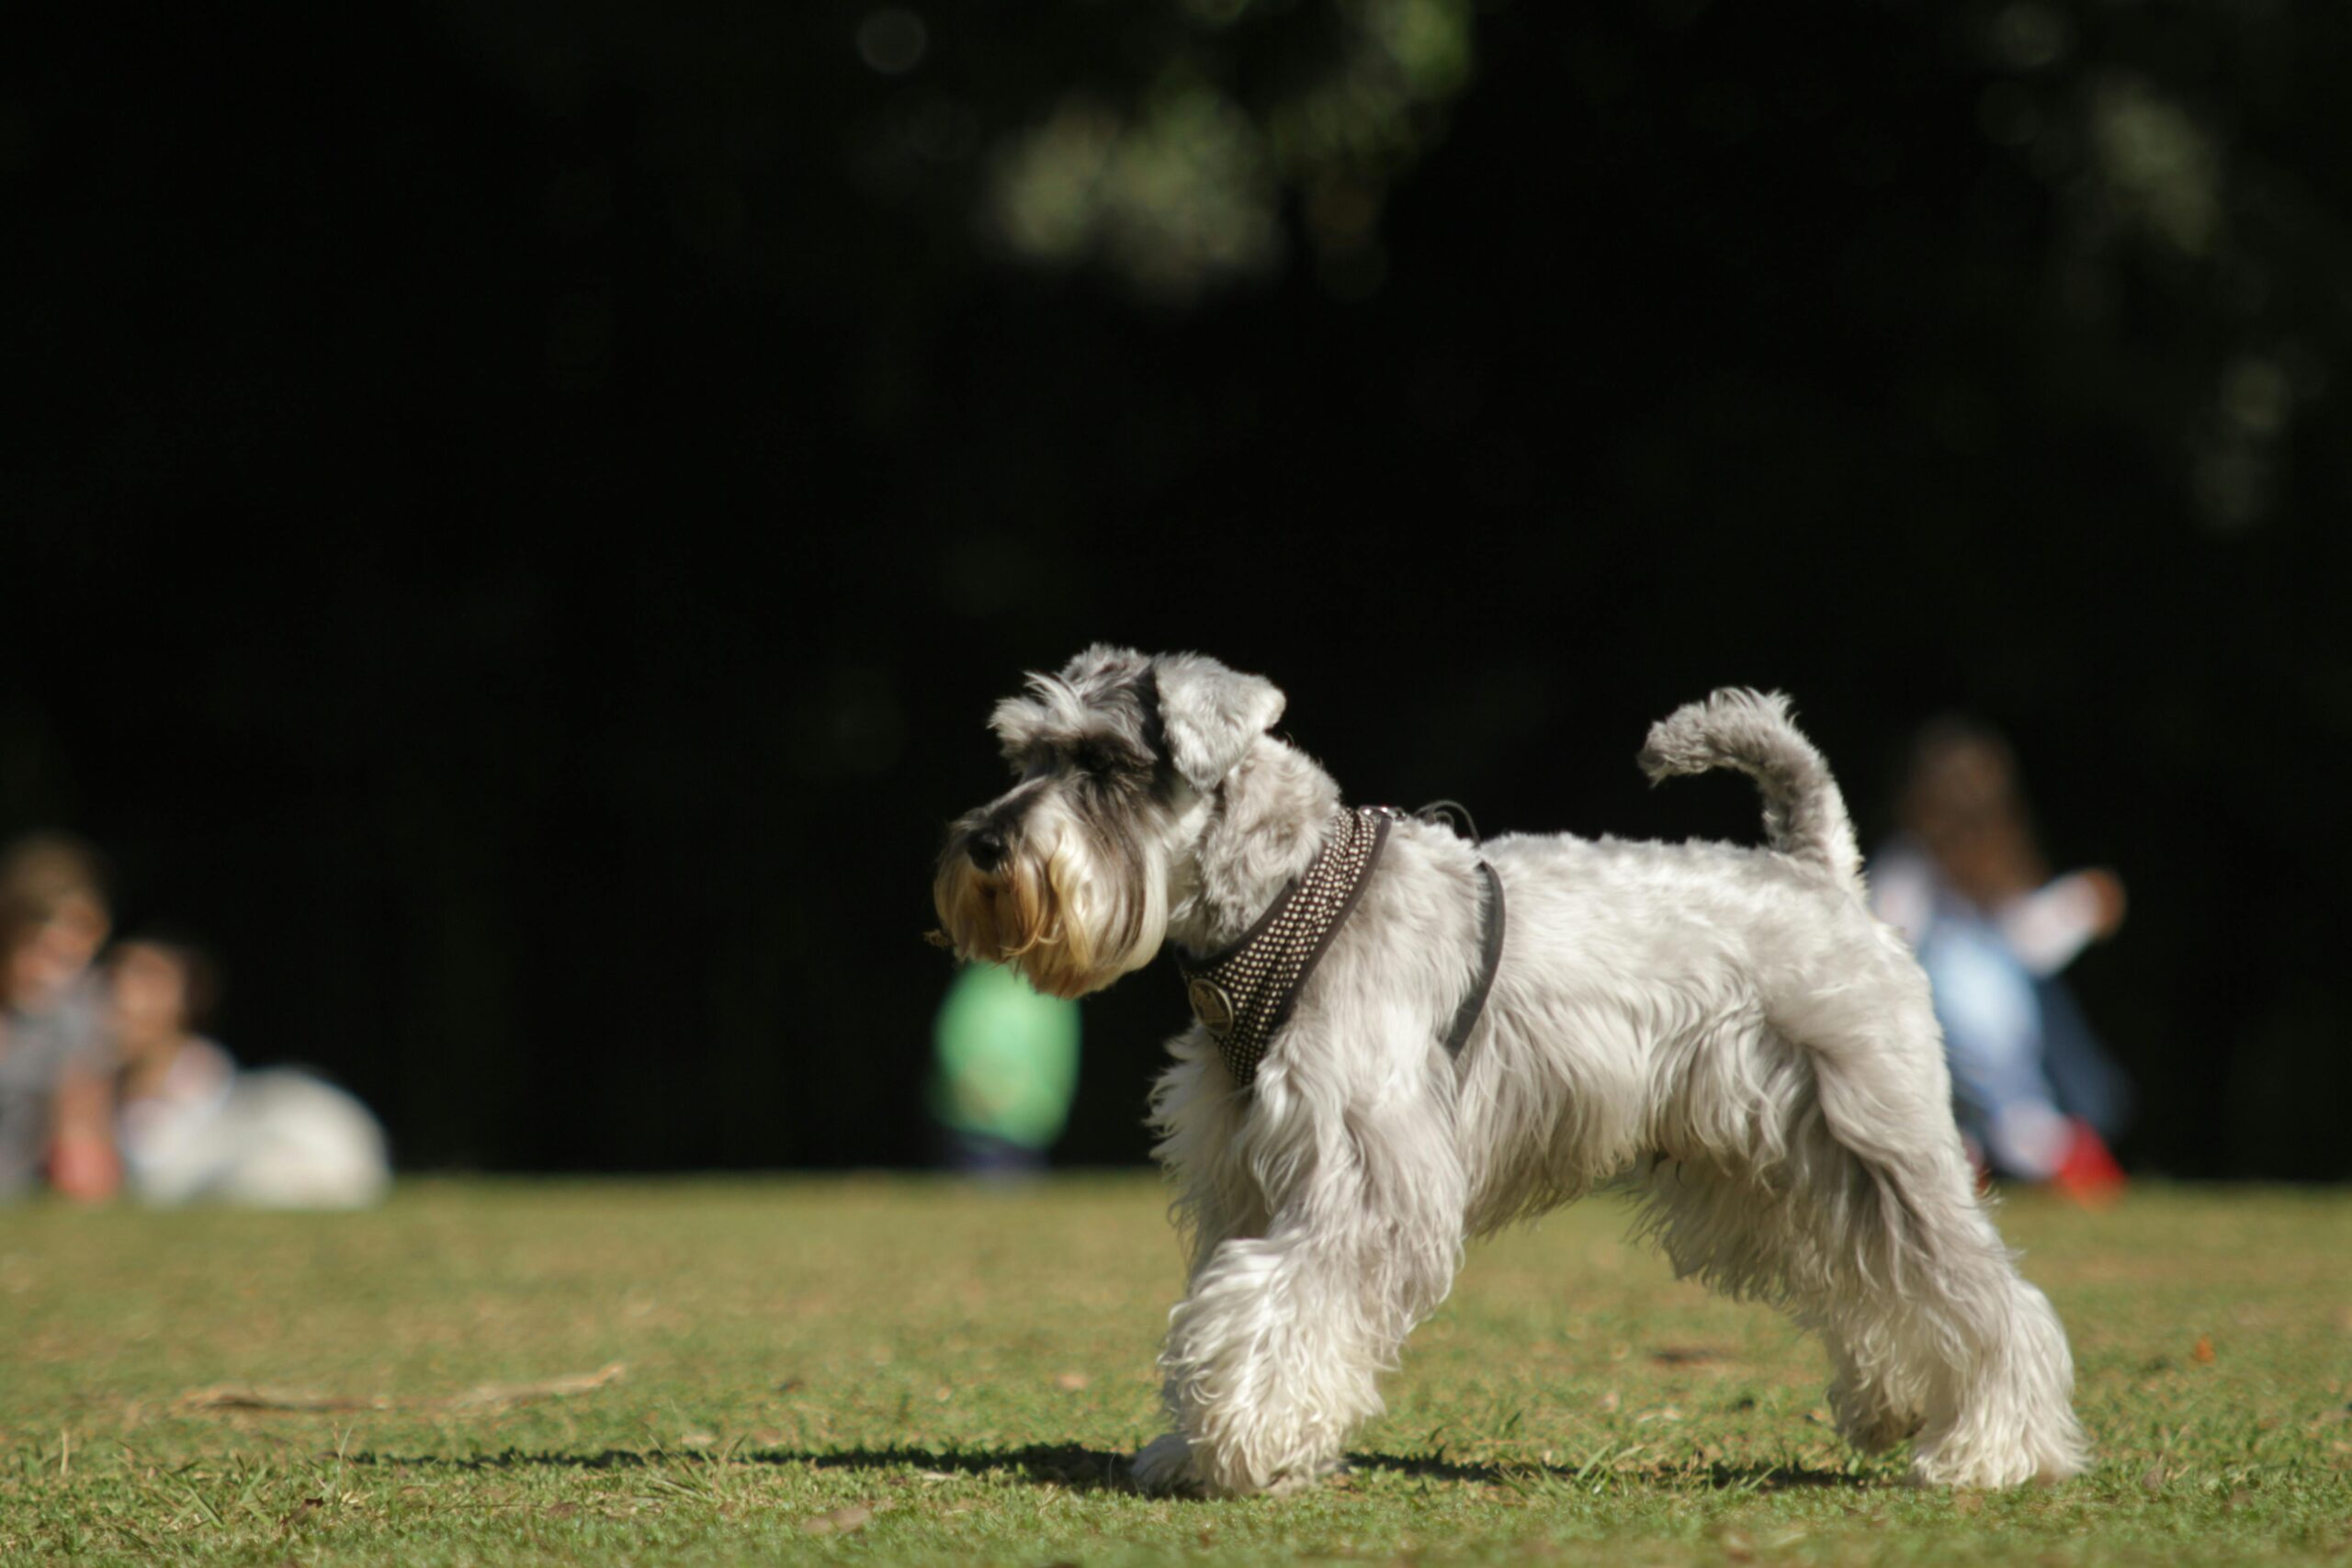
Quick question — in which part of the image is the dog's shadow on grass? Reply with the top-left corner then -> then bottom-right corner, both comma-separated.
1358,1451 -> 1876,1495
345,1443 -> 1871,1497
345,1442 -> 1137,1492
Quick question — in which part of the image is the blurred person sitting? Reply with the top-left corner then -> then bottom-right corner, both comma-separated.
0,832 -> 120,1201
107,935 -> 390,1208
1871,718 -> 2132,1203
929,961 -> 1080,1177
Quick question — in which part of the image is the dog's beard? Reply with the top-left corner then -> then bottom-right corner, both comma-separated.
932,818 -> 1166,999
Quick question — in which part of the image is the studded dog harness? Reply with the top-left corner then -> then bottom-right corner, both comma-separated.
1177,806 -> 1508,1091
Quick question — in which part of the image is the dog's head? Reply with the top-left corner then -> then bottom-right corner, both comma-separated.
930,645 -> 1285,998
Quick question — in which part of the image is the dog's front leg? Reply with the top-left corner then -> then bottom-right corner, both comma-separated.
1142,1017 -> 1466,1497
1134,1038 -> 1267,1497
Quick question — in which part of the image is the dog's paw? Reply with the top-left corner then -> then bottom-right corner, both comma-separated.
1909,1437 -> 2085,1490
1826,1381 -> 1925,1455
1130,1433 -> 1204,1495
1261,1457 -> 1347,1496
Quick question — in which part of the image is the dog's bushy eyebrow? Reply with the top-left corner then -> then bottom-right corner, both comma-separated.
990,664 -> 1161,773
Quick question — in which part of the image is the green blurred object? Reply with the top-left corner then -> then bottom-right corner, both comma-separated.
930,964 -> 1081,1154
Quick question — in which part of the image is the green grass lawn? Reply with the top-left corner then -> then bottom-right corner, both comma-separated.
3,1177 -> 2347,1565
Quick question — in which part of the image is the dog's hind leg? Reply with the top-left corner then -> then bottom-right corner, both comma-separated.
1631,987 -> 2085,1487
1821,1318 -> 1928,1454
1143,1014 -> 1466,1496
1775,987 -> 2088,1488
1632,1149 -> 1922,1452
1853,1168 -> 2086,1487
1810,1157 -> 2086,1485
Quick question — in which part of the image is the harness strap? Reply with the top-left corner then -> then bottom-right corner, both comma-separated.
1442,859 -> 1507,1059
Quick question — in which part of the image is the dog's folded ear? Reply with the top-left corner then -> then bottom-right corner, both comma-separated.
1152,653 -> 1286,791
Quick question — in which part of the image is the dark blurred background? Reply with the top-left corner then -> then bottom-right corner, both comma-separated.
5,0 -> 2347,1176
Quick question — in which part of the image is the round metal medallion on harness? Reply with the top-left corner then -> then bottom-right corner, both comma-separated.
1188,976 -> 1236,1036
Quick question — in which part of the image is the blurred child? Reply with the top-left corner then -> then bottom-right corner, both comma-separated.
929,962 -> 1080,1176
0,833 -> 120,1201
1871,718 -> 2132,1203
106,936 -> 390,1208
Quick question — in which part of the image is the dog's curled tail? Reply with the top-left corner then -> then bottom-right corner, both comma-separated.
1640,688 -> 1862,892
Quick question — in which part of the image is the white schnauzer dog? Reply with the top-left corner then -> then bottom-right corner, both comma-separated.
932,646 -> 2086,1497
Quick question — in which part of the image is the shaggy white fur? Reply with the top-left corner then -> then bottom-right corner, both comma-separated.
933,648 -> 2087,1498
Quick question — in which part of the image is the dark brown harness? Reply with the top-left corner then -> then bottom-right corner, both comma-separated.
1176,805 -> 1507,1091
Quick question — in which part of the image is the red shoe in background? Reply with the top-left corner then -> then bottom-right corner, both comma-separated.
2050,1119 -> 2125,1208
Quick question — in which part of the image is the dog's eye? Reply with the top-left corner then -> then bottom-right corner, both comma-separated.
1074,743 -> 1119,776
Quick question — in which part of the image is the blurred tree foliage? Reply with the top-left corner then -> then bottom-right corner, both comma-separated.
3,0 -> 2347,1174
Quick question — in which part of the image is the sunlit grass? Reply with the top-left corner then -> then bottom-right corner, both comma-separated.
4,1177 -> 2347,1564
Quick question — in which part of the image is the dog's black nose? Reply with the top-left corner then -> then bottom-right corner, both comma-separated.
967,824 -> 1008,872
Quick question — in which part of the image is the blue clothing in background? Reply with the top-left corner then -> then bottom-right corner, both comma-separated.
1872,840 -> 2132,1178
